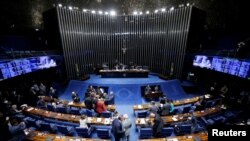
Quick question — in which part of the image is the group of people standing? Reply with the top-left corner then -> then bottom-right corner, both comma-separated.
148,98 -> 175,116
71,85 -> 114,117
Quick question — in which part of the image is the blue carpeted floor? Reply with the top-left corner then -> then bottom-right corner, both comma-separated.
59,74 -> 201,140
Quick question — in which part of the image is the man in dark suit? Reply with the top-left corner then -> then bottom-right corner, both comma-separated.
84,96 -> 93,109
160,101 -> 171,116
71,91 -> 80,103
150,112 -> 164,137
112,115 -> 124,141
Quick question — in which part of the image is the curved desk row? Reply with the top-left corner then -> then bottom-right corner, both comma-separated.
138,132 -> 208,141
133,94 -> 212,111
24,107 -> 112,125
26,130 -> 207,141
24,104 -> 225,127
135,105 -> 227,125
26,130 -> 110,141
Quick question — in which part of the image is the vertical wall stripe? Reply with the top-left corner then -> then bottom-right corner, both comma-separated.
56,7 -> 193,79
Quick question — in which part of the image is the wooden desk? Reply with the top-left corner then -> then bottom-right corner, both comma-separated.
26,130 -> 110,141
133,94 -> 212,111
144,91 -> 164,99
99,69 -> 149,78
41,96 -> 116,112
135,105 -> 226,125
24,107 -> 112,125
138,132 -> 208,141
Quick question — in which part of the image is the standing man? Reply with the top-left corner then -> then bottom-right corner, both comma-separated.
122,114 -> 132,141
112,115 -> 124,141
150,112 -> 164,137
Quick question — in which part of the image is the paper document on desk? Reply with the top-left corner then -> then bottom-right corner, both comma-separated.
27,107 -> 34,111
138,105 -> 142,109
172,117 -> 178,121
140,119 -> 146,124
68,101 -> 73,105
97,118 -> 102,122
87,117 -> 92,121
167,138 -> 178,141
205,94 -> 210,99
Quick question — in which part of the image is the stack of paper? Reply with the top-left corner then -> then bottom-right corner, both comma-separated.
138,105 -> 142,109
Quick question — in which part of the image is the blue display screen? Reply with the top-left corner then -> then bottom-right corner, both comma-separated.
0,56 -> 57,81
193,55 -> 250,79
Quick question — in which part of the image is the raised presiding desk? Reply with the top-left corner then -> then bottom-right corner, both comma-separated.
26,130 -> 110,141
41,96 -> 116,112
144,91 -> 164,99
138,132 -> 208,141
24,107 -> 112,125
99,69 -> 149,78
134,94 -> 212,111
135,105 -> 227,126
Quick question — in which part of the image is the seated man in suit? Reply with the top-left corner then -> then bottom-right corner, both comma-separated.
72,91 -> 80,103
145,85 -> 152,95
154,85 -> 159,93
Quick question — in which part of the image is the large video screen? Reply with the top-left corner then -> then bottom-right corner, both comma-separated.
193,55 -> 250,79
0,56 -> 57,81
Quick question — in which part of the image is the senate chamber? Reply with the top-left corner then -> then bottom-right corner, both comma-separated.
0,1 -> 250,141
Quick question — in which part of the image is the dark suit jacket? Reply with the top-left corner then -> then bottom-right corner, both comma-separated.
111,118 -> 124,137
161,103 -> 171,116
152,114 -> 164,137
84,97 -> 93,109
